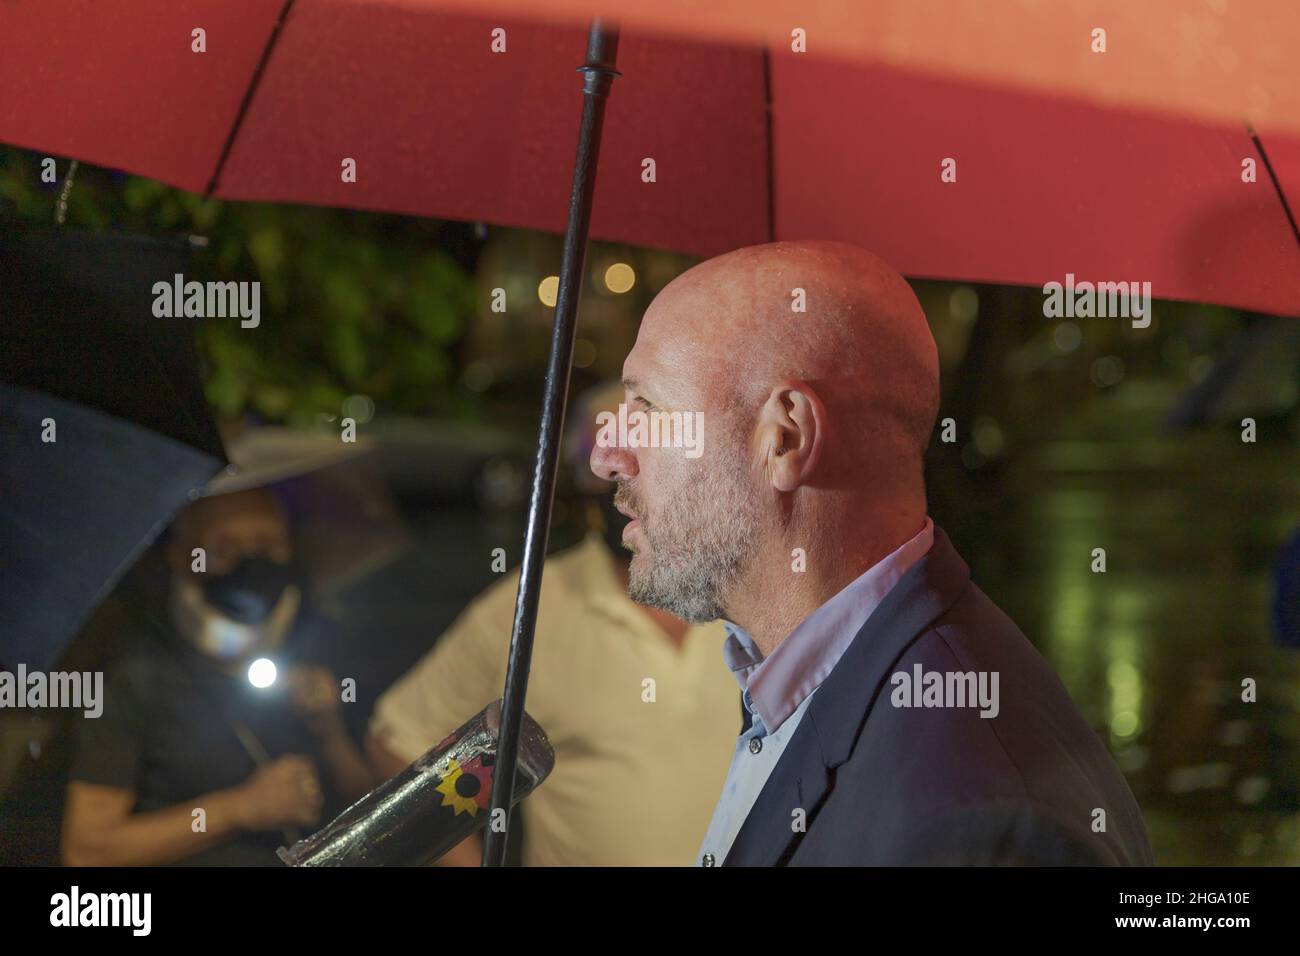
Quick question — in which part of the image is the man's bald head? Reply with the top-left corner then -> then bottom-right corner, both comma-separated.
636,240 -> 939,489
591,240 -> 940,631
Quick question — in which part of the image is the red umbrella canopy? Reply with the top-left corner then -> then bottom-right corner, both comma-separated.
2,0 -> 1297,314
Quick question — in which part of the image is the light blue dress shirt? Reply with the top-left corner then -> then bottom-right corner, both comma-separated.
696,518 -> 934,866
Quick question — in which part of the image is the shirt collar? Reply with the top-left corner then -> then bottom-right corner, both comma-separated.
721,517 -> 934,734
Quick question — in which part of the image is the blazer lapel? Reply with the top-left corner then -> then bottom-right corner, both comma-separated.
721,717 -> 832,866
723,526 -> 972,866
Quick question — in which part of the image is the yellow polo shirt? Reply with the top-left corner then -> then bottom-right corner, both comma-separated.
369,534 -> 738,866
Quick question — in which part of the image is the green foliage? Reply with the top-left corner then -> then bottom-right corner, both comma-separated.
0,147 -> 479,427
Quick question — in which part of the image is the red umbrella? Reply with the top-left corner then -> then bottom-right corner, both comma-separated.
3,0 -> 1298,866
3,0 -> 1297,313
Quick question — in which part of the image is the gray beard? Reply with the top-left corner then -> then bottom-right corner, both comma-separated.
624,460 -> 761,624
629,551 -> 737,623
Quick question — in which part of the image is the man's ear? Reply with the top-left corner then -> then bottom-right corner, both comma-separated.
753,380 -> 825,492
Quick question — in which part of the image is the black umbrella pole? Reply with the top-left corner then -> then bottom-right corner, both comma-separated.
482,19 -> 621,868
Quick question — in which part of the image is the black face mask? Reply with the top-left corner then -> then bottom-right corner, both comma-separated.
200,556 -> 302,624
596,492 -> 631,558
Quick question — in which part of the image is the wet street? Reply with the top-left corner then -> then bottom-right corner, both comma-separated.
931,372 -> 1300,865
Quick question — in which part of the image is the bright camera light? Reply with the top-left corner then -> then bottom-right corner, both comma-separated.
248,657 -> 277,688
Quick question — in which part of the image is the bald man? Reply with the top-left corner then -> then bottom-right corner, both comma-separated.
591,240 -> 1152,866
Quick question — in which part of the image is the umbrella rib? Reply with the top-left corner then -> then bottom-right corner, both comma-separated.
204,0 -> 298,199
1248,126 -> 1300,255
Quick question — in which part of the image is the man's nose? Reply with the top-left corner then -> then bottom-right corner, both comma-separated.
590,439 -> 637,484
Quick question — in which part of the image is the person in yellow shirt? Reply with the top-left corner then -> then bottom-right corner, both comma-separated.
365,383 -> 738,866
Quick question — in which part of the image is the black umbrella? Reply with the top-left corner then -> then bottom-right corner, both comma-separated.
0,219 -> 227,671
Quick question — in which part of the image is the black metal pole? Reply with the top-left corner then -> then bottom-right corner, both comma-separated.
482,19 -> 620,867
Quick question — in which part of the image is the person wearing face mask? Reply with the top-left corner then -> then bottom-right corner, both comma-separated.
60,487 -> 375,866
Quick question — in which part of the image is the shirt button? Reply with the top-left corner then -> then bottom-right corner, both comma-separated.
748,738 -> 763,755
702,853 -> 716,867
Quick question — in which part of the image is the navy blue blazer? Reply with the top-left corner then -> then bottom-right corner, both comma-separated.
724,527 -> 1153,866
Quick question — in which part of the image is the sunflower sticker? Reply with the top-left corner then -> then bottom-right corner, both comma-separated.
435,756 -> 493,816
